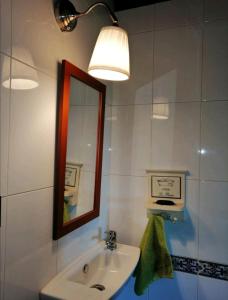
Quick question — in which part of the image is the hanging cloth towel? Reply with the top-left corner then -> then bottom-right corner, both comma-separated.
134,215 -> 173,296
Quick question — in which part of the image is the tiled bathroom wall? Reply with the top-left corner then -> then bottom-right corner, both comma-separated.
109,0 -> 228,299
0,0 -> 112,299
1,0 -> 228,300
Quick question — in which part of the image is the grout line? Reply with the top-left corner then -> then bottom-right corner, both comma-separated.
105,173 -> 228,183
196,1 -> 206,298
2,8 -> 13,294
0,52 -> 57,81
108,99 -> 228,107
3,186 -> 54,198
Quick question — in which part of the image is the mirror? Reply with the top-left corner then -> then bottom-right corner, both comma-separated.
53,60 -> 106,239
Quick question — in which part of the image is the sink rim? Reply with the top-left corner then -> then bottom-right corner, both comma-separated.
40,241 -> 140,300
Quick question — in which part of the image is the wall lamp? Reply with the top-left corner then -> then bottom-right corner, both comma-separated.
54,0 -> 130,81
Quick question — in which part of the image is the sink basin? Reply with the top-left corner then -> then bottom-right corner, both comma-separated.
40,241 -> 140,300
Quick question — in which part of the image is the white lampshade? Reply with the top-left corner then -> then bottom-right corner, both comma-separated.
88,26 -> 130,81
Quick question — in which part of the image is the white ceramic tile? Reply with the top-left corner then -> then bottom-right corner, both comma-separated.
113,276 -> 148,300
204,0 -> 228,22
102,105 -> 112,176
151,102 -> 201,179
153,26 -> 202,103
11,0 -> 103,77
105,83 -> 113,106
199,181 -> 228,264
0,54 -> 10,196
57,218 -> 102,272
149,272 -> 197,300
0,197 -> 7,300
200,101 -> 228,181
110,104 -> 151,176
0,0 -> 11,54
202,20 -> 228,101
4,188 -> 57,300
8,59 -> 56,195
108,175 -> 148,247
198,276 -> 228,300
112,32 -> 153,105
116,5 -> 154,35
165,180 -> 199,258
98,175 -> 110,236
155,0 -> 203,30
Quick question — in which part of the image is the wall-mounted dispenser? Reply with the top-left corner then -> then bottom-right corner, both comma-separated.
146,170 -> 187,223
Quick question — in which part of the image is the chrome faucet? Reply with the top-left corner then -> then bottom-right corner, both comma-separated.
105,230 -> 117,251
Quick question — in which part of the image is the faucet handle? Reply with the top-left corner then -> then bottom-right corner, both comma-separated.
105,230 -> 117,241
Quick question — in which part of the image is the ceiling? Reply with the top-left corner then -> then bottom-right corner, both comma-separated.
113,0 -> 170,11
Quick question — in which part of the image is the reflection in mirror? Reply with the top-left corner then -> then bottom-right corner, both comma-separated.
64,77 -> 99,223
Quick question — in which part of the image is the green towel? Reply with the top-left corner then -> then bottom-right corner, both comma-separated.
134,215 -> 173,296
63,201 -> 70,223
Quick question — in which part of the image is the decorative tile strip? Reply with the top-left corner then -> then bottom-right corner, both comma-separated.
171,255 -> 228,281
198,260 -> 228,281
172,256 -> 198,275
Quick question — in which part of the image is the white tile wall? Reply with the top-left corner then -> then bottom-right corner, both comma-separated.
112,32 -> 153,105
151,102 -> 201,179
11,0 -> 109,77
155,0 -> 203,30
200,101 -> 228,181
4,188 -> 57,300
149,272 -> 198,300
0,197 -> 7,300
204,0 -> 228,23
0,0 -> 11,55
109,1 -> 228,299
1,0 -> 228,300
8,60 -> 56,195
110,105 -> 151,176
116,5 -> 154,35
199,181 -> 228,264
102,106 -> 112,176
153,26 -> 202,103
198,276 -> 228,300
0,54 -> 10,196
57,218 -> 101,272
108,175 -> 148,246
0,0 -> 112,299
202,20 -> 228,101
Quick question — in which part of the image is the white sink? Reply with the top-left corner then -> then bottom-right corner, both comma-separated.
40,242 -> 140,300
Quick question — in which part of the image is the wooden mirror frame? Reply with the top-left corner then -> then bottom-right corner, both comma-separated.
53,60 -> 106,240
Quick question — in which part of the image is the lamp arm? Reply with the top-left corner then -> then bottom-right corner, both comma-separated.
77,2 -> 118,25
54,0 -> 118,32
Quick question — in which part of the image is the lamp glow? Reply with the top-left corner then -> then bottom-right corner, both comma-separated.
88,26 -> 130,81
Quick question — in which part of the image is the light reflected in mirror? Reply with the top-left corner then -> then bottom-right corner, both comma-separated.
64,77 -> 99,223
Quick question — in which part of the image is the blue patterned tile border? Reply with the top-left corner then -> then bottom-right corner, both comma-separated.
172,256 -> 198,275
171,256 -> 228,281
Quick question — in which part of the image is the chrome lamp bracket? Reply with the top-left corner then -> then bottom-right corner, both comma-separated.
54,0 -> 119,32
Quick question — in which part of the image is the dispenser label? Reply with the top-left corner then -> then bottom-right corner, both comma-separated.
151,176 -> 181,199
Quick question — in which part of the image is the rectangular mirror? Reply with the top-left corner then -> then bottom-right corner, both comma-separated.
53,60 -> 106,239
